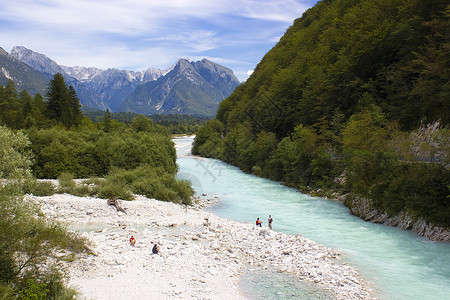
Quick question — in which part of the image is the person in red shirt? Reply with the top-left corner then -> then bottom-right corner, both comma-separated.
256,218 -> 262,227
129,236 -> 136,247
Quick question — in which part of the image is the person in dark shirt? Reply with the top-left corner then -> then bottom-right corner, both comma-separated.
152,243 -> 160,254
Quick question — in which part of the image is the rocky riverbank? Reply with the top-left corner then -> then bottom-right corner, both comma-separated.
302,185 -> 450,242
344,196 -> 450,242
29,193 -> 374,299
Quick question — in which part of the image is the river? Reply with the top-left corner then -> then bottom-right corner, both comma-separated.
174,136 -> 450,300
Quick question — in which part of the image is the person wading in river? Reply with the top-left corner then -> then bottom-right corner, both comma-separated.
268,215 -> 273,230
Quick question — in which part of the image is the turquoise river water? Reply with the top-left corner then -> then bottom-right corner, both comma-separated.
174,136 -> 450,300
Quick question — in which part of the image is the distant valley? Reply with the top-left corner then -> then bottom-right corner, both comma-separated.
0,46 -> 240,116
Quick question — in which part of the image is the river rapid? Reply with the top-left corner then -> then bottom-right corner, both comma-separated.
174,136 -> 450,300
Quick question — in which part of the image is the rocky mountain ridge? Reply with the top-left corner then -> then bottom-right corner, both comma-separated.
0,47 -> 51,96
10,46 -> 106,109
3,46 -> 239,115
121,58 -> 239,116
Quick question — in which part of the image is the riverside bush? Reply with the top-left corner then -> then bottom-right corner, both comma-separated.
97,179 -> 135,201
71,184 -> 91,197
100,165 -> 193,204
18,280 -> 49,300
57,172 -> 76,192
22,179 -> 55,196
56,172 -> 92,197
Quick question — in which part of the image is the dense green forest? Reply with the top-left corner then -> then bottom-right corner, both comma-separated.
0,74 -> 194,298
193,0 -> 450,228
83,110 -> 210,134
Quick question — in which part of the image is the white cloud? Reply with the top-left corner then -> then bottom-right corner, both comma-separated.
235,0 -> 310,22
0,0 -> 315,81
247,70 -> 254,76
1,0 -> 307,34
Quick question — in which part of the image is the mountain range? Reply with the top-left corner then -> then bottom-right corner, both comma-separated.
0,46 -> 240,116
121,58 -> 240,116
0,47 -> 50,97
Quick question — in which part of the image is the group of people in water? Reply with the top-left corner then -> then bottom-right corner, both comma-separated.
256,215 -> 273,229
129,236 -> 160,254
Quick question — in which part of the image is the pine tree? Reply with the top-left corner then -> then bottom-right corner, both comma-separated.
46,73 -> 69,126
32,94 -> 47,127
18,90 -> 33,129
68,86 -> 82,127
0,85 -> 6,126
103,109 -> 112,132
46,73 -> 82,128
20,90 -> 33,117
0,80 -> 19,127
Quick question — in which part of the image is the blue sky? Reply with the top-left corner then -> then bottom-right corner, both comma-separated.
0,0 -> 318,81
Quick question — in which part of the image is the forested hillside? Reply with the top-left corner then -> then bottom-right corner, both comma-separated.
193,0 -> 449,230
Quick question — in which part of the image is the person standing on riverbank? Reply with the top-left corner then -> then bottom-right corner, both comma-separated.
268,215 -> 273,229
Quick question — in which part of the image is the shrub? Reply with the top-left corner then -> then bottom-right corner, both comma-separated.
22,179 -> 56,196
0,126 -> 33,180
0,187 -> 87,299
172,180 -> 194,205
57,172 -> 76,193
18,279 -> 49,300
71,184 -> 92,197
40,269 -> 78,300
56,173 -> 94,197
99,165 -> 194,204
0,282 -> 14,299
97,173 -> 134,201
